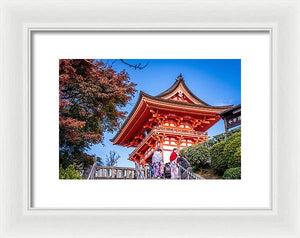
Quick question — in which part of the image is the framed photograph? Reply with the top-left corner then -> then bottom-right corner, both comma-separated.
1,0 -> 299,237
57,58 -> 241,181
33,32 -> 263,209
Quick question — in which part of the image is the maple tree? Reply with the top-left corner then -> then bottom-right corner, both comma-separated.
59,59 -> 136,169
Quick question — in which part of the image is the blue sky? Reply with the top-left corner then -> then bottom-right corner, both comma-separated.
88,59 -> 241,167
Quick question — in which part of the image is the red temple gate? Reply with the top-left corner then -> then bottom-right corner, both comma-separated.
112,74 -> 232,165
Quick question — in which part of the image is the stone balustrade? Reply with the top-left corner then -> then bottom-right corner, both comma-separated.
87,162 -> 202,180
94,166 -> 150,179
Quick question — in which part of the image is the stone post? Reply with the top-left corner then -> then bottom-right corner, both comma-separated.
111,168 -> 115,178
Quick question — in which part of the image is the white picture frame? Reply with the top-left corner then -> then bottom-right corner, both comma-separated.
0,0 -> 299,237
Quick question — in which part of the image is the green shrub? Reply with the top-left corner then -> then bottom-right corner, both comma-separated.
184,142 -> 210,171
209,127 -> 241,145
213,133 -> 226,143
234,147 -> 241,164
180,127 -> 241,177
180,148 -> 187,158
210,140 -> 227,175
59,165 -> 82,179
222,167 -> 241,179
224,132 -> 241,169
227,127 -> 241,137
205,138 -> 218,148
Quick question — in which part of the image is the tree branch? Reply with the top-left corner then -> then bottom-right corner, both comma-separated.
120,59 -> 149,70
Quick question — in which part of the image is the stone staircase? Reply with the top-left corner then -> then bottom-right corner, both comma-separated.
84,157 -> 204,180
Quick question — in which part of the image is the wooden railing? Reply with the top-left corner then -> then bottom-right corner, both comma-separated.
154,126 -> 208,137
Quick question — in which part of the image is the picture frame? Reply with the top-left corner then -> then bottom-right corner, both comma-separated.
0,0 -> 299,237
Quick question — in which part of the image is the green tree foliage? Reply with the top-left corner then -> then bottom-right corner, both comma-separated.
59,59 -> 136,170
210,127 -> 240,145
205,138 -> 217,148
210,130 -> 241,175
180,148 -> 187,158
210,140 -> 227,175
222,167 -> 241,179
183,142 -> 210,171
224,132 -> 241,168
234,147 -> 241,163
212,133 -> 226,143
227,127 -> 241,137
180,127 -> 241,175
59,165 -> 82,179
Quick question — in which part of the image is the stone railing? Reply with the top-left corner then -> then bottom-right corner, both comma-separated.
176,157 -> 205,180
94,166 -> 136,179
85,158 -> 202,180
85,165 -> 152,179
176,161 -> 204,179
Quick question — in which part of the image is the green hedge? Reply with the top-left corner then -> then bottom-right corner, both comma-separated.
183,142 -> 210,171
210,127 -> 240,145
180,147 -> 188,158
180,127 -> 241,177
210,131 -> 241,176
222,167 -> 241,179
233,147 -> 241,167
224,132 -> 241,169
59,165 -> 82,179
210,140 -> 227,175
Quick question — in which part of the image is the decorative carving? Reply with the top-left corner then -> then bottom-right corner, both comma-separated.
127,106 -> 217,165
178,90 -> 183,98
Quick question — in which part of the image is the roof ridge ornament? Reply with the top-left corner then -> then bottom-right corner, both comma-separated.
176,73 -> 184,81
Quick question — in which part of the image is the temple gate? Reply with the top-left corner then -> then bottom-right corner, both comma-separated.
112,74 -> 232,166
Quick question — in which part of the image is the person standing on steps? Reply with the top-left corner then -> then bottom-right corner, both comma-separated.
148,161 -> 154,179
170,148 -> 179,179
152,148 -> 163,179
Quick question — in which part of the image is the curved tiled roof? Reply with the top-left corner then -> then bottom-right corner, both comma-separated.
142,91 -> 231,110
111,82 -> 233,143
156,74 -> 211,106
